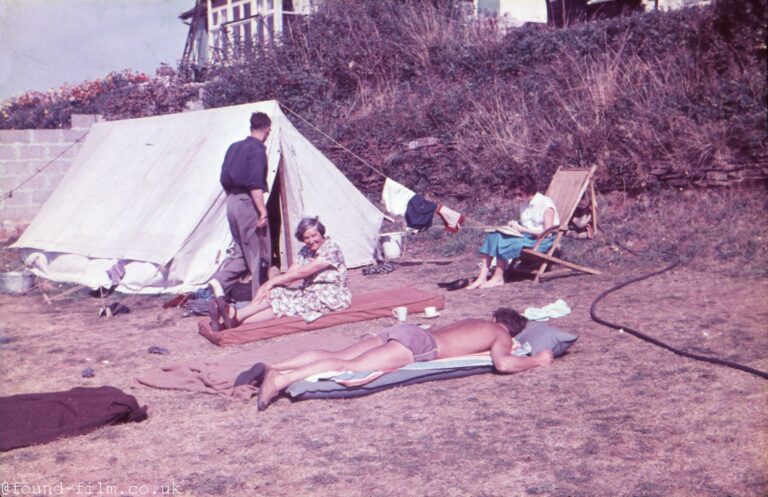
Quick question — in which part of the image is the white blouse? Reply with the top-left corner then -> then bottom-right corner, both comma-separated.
519,193 -> 560,233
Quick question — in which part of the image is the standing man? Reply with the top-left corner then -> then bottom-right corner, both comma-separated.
208,112 -> 272,324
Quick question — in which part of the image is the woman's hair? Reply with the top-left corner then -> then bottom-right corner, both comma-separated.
294,216 -> 326,242
492,307 -> 528,337
512,174 -> 538,196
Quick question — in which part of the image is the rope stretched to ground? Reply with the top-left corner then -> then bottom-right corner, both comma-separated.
277,102 -> 495,230
0,130 -> 90,202
589,254 -> 768,380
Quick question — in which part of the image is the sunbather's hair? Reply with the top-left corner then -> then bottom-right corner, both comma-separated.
250,112 -> 271,131
492,307 -> 528,336
512,174 -> 538,196
295,216 -> 326,242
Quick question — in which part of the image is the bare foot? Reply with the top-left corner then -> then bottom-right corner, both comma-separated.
478,278 -> 505,289
466,278 -> 486,290
257,367 -> 281,411
535,350 -> 554,367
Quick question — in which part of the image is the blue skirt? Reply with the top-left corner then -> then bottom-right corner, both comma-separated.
479,232 -> 554,262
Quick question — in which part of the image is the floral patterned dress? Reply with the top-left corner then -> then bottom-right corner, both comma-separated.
269,237 -> 352,322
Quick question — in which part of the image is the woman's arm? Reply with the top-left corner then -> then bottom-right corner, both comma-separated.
254,259 -> 332,303
515,207 -> 555,236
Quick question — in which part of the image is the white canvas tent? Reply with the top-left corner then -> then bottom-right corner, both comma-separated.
12,100 -> 384,294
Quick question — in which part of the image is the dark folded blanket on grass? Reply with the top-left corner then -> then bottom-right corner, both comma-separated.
199,286 -> 444,346
0,386 -> 148,452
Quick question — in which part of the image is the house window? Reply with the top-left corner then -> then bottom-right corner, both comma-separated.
266,14 -> 274,40
244,22 -> 253,53
244,3 -> 251,17
266,0 -> 274,10
233,5 -> 241,20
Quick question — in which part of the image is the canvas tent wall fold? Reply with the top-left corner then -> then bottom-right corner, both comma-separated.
12,100 -> 384,294
275,113 -> 384,270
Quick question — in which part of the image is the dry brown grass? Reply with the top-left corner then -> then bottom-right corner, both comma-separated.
1,235 -> 766,496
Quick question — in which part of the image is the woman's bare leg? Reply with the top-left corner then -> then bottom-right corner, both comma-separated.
258,340 -> 414,410
270,336 -> 384,371
232,300 -> 274,325
467,254 -> 493,290
480,259 -> 508,288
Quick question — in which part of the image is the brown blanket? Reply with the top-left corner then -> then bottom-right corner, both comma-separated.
136,334 -> 358,401
199,286 -> 444,346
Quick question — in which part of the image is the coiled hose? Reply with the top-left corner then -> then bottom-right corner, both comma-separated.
589,253 -> 768,381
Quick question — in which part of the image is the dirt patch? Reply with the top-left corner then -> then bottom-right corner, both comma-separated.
0,240 -> 766,497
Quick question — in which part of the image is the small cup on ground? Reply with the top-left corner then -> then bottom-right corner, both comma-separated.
392,306 -> 408,322
424,306 -> 439,318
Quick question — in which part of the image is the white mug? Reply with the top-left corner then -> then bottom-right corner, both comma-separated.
392,306 -> 408,322
424,306 -> 438,318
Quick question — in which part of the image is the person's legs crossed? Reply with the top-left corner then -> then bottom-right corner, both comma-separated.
259,340 -> 414,409
271,336 -> 384,371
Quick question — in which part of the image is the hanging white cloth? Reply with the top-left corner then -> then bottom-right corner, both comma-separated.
382,177 -> 416,217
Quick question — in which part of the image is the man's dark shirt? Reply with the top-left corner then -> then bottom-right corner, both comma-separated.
219,136 -> 269,194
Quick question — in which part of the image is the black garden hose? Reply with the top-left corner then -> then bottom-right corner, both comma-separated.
589,255 -> 768,381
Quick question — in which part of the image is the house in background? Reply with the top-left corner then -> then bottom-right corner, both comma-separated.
179,0 -> 714,71
180,0 -> 318,69
474,0 -> 712,30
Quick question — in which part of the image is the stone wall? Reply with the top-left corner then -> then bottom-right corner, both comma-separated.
0,115 -> 101,239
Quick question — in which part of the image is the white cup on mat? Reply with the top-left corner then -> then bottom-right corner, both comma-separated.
424,306 -> 439,318
392,306 -> 408,322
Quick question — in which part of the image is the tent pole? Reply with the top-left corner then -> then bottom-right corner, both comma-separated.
277,158 -> 293,271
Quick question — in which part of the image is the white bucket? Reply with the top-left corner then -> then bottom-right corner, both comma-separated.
379,232 -> 404,259
0,271 -> 36,294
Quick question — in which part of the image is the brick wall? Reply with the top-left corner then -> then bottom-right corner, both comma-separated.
0,114 -> 101,239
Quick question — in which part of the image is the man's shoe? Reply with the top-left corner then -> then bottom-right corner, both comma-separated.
207,299 -> 222,332
443,278 -> 469,291
234,362 -> 267,388
216,297 -> 234,329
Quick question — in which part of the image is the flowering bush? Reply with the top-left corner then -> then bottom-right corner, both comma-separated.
0,68 -> 198,129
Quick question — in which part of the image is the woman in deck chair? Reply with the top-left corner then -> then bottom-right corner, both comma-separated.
209,216 -> 351,330
467,175 -> 560,289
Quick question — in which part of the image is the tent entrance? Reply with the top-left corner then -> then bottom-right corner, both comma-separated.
266,157 -> 294,273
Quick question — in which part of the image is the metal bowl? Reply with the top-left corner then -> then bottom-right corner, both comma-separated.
0,271 -> 36,294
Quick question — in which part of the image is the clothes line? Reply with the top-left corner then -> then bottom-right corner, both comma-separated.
279,103 -> 491,234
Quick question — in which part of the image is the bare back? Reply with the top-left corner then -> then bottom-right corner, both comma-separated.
431,319 -> 512,359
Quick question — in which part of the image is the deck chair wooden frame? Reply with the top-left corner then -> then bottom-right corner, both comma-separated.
512,166 -> 601,283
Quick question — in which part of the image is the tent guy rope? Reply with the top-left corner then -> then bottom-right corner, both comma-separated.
0,130 -> 90,202
277,103 -> 491,230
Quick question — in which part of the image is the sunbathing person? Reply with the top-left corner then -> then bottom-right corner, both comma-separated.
467,174 -> 560,290
209,216 -> 351,330
252,308 -> 553,410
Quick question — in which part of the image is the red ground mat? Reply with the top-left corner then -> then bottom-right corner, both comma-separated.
198,286 -> 444,346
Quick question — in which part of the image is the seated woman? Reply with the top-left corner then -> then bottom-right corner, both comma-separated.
467,175 -> 560,290
210,216 -> 352,330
